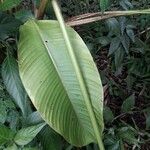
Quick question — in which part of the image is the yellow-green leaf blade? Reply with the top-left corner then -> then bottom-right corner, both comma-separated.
18,20 -> 104,146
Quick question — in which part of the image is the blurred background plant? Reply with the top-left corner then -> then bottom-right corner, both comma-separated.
0,0 -> 150,149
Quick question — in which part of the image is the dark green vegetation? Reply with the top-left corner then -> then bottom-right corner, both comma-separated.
0,0 -> 150,150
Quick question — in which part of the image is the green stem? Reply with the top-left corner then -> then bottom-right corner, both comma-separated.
52,0 -> 104,150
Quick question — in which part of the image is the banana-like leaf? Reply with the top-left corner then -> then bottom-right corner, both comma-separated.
18,20 -> 104,146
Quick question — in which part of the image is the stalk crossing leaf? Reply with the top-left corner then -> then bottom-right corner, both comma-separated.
18,19 -> 104,146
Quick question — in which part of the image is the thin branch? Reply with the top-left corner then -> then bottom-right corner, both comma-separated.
52,0 -> 105,149
36,0 -> 48,19
139,27 -> 150,35
66,9 -> 150,26
66,13 -> 122,26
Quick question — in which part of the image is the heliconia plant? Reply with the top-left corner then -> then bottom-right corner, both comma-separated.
1,0 -> 150,149
17,0 -> 150,149
18,0 -> 104,149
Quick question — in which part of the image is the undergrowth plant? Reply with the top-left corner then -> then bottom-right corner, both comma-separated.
0,0 -> 150,150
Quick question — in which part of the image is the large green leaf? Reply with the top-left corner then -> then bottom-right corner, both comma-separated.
18,20 -> 104,146
14,123 -> 45,146
2,55 -> 30,117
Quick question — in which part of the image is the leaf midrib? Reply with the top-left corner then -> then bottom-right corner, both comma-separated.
52,2 -> 102,146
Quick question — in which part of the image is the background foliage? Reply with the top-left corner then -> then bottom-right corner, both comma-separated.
0,0 -> 150,149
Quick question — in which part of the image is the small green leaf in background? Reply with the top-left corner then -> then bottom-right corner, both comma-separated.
25,111 -> 43,126
39,126 -> 62,150
106,18 -> 120,36
121,35 -> 130,54
0,125 -> 15,145
7,110 -> 19,130
0,100 -> 7,123
114,46 -> 125,74
3,144 -> 18,150
86,145 -> 93,150
96,36 -> 111,47
126,25 -> 135,42
4,99 -> 16,109
119,17 -> 127,35
22,147 -> 38,150
121,94 -> 135,113
107,141 -> 120,150
117,126 -> 139,146
0,0 -> 21,11
2,55 -> 30,117
119,0 -> 133,10
143,107 -> 150,129
108,37 -> 120,56
104,133 -> 120,150
104,106 -> 114,123
99,0 -> 109,12
14,10 -> 34,23
65,145 -> 73,150
14,123 -> 46,146
0,12 -> 22,39
93,144 -> 99,150
146,116 -> 150,129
